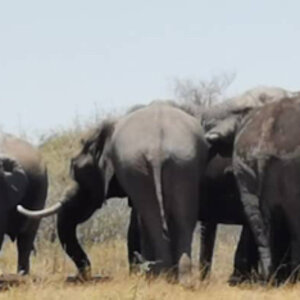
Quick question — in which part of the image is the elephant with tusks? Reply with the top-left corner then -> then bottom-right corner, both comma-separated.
18,102 -> 209,284
0,133 -> 48,275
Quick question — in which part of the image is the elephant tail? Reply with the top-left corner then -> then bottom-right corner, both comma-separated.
151,161 -> 169,238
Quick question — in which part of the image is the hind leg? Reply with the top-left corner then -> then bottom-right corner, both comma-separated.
121,172 -> 172,275
165,168 -> 199,284
127,207 -> 156,273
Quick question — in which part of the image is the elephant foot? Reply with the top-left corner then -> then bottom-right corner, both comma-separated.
228,271 -> 259,286
72,266 -> 92,282
66,265 -> 113,284
18,270 -> 28,276
228,274 -> 249,286
178,254 -> 193,288
0,274 -> 27,291
66,274 -> 111,284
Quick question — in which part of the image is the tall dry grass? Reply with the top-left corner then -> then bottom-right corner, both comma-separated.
1,227 -> 300,299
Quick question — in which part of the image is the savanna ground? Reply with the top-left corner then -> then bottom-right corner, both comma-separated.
2,227 -> 300,299
1,117 -> 300,299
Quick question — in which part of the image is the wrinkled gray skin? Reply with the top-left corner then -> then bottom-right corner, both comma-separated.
18,102 -> 209,282
128,155 -> 259,284
200,87 -> 300,283
232,97 -> 300,284
0,133 -> 48,275
202,86 -> 298,156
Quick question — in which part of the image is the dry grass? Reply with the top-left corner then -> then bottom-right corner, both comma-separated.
1,228 -> 300,299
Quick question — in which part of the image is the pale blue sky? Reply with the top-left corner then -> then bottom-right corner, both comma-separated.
1,0 -> 300,140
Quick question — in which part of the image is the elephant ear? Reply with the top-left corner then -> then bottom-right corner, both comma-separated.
0,157 -> 29,212
93,119 -> 116,197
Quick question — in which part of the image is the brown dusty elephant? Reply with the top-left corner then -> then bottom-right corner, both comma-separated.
0,133 -> 48,274
18,101 -> 209,283
202,86 -> 298,156
194,87 -> 300,283
231,97 -> 300,284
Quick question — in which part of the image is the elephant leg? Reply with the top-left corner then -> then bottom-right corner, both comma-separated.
127,206 -> 142,273
290,237 -> 300,283
121,172 -> 172,275
284,210 -> 300,283
0,217 -> 6,251
16,220 -> 40,275
165,168 -> 199,284
241,194 -> 271,281
136,203 -> 172,275
235,165 -> 271,282
199,222 -> 217,280
0,232 -> 4,252
229,225 -> 258,285
57,192 -> 99,280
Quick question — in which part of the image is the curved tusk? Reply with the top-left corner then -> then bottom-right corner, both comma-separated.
17,202 -> 63,219
205,132 -> 220,142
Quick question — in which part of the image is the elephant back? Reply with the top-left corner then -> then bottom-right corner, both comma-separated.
0,133 -> 46,179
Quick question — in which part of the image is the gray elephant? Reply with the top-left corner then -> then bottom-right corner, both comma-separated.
230,97 -> 300,284
202,86 -> 297,156
0,133 -> 48,274
196,87 -> 300,283
128,155 -> 258,284
18,102 -> 209,283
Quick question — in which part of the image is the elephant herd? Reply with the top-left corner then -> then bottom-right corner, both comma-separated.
2,86 -> 300,287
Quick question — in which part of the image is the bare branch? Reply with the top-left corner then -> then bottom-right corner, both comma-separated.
173,73 -> 235,108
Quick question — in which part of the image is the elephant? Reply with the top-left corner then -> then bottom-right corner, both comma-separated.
196,86 -> 300,283
167,86 -> 298,284
202,86 -> 298,156
18,101 -> 209,283
127,154 -> 259,285
230,96 -> 300,283
0,133 -> 48,275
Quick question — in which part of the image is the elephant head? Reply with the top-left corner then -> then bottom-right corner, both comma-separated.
17,118 -> 120,279
202,86 -> 297,157
71,119 -> 117,204
17,118 -> 118,219
0,156 -> 28,213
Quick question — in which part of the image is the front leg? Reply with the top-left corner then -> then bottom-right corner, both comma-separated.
234,159 -> 271,282
199,222 -> 217,280
229,225 -> 258,285
57,188 -> 99,281
16,220 -> 40,275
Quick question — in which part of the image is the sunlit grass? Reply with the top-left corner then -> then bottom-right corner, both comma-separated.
1,227 -> 300,299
